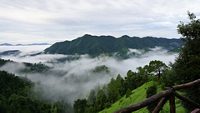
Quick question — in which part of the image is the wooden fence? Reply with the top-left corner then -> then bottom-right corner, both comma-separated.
115,79 -> 200,113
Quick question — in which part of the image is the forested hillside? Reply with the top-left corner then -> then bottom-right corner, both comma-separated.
0,71 -> 68,113
44,35 -> 182,56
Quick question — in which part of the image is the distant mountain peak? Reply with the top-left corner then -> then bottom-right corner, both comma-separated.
120,35 -> 130,38
0,43 -> 13,46
82,34 -> 93,37
0,43 -> 50,46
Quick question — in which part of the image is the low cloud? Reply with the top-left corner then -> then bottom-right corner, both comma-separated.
0,46 -> 178,104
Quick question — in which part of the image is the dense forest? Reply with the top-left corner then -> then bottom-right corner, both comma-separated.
0,59 -> 73,113
0,71 -> 68,113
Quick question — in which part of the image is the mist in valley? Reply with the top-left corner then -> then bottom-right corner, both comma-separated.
0,45 -> 178,105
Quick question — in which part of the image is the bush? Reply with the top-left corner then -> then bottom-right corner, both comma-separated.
146,85 -> 157,112
125,89 -> 132,98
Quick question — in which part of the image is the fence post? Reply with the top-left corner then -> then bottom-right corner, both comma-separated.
169,91 -> 176,113
152,97 -> 167,113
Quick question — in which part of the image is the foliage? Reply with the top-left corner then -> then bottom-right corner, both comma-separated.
74,99 -> 87,113
92,65 -> 110,73
173,12 -> 200,111
175,12 -> 200,83
0,58 -> 13,67
125,89 -> 132,98
148,60 -> 168,76
23,62 -> 50,73
96,89 -> 108,111
0,71 -> 66,113
137,60 -> 168,79
0,71 -> 32,98
146,85 -> 157,112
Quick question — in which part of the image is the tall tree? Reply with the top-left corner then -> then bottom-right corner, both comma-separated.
148,60 -> 168,79
95,89 -> 107,111
74,99 -> 87,113
174,12 -> 200,110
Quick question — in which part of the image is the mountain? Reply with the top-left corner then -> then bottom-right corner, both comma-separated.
26,43 -> 50,46
0,50 -> 21,56
15,43 -> 50,46
0,43 -> 13,46
0,43 -> 50,46
44,34 -> 183,56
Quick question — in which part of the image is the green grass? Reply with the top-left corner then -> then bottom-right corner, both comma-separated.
99,81 -> 186,113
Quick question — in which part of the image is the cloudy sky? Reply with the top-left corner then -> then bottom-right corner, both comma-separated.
0,0 -> 200,44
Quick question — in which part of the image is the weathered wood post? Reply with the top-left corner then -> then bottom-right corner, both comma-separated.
168,87 -> 175,113
152,97 -> 167,113
169,94 -> 176,113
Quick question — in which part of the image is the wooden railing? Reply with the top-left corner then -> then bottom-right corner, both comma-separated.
115,79 -> 200,113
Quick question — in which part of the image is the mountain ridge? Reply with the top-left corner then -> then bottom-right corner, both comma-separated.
0,43 -> 50,46
44,34 -> 183,56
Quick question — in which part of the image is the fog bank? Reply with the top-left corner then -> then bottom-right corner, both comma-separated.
0,45 -> 178,104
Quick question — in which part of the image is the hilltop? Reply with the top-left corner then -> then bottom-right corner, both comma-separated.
44,34 -> 182,56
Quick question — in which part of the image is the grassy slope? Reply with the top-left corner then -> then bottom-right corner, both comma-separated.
99,81 -> 186,113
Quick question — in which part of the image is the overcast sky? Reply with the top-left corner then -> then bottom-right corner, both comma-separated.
0,0 -> 200,44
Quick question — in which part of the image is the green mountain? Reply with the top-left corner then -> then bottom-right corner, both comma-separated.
44,34 -> 182,56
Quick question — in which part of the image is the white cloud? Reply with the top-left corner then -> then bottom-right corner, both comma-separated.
0,0 -> 200,43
